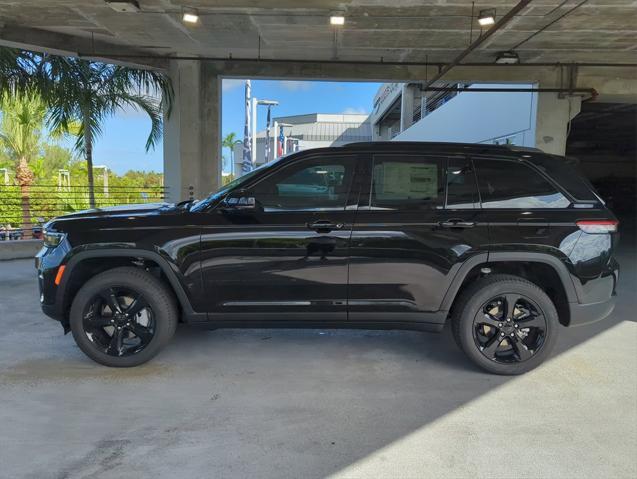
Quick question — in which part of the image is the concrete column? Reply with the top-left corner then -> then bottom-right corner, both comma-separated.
533,92 -> 581,156
400,83 -> 417,132
163,60 -> 221,203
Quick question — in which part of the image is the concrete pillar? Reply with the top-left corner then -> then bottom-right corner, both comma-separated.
163,60 -> 221,203
533,92 -> 581,156
400,83 -> 418,132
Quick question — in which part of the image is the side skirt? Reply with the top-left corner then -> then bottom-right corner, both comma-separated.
184,311 -> 448,333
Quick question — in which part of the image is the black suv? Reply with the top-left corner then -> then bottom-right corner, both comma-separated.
36,142 -> 619,374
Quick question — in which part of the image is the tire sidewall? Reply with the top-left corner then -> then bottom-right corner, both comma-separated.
70,268 -> 176,367
456,278 -> 559,375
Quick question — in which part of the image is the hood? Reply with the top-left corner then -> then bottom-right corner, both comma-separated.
55,202 -> 172,219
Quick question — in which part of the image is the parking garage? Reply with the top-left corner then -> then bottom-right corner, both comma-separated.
0,1 -> 636,478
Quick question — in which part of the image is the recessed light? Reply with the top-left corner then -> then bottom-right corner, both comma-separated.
182,9 -> 199,24
106,1 -> 140,13
478,9 -> 496,27
495,51 -> 520,64
330,15 -> 345,26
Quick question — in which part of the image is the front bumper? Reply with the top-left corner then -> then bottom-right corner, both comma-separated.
35,241 -> 70,323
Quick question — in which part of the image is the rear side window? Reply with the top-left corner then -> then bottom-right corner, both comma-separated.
475,159 -> 570,209
370,155 -> 443,209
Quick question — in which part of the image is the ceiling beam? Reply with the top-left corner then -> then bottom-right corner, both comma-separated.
0,25 -> 167,70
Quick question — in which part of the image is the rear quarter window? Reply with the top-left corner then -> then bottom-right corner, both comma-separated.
475,159 -> 571,209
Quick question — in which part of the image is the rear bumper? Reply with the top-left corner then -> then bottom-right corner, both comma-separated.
568,296 -> 616,327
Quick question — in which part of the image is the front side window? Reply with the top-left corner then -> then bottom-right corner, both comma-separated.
369,155 -> 443,210
446,158 -> 479,209
250,156 -> 355,211
475,158 -> 570,209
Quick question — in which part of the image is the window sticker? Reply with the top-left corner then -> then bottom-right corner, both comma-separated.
376,162 -> 438,199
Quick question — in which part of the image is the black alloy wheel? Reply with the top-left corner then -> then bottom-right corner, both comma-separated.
472,294 -> 547,364
70,267 -> 177,367
451,274 -> 559,375
82,287 -> 156,357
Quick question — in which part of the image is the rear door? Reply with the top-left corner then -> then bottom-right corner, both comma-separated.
348,153 -> 489,323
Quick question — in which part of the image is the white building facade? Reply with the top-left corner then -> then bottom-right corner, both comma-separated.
370,82 -> 578,153
233,113 -> 371,175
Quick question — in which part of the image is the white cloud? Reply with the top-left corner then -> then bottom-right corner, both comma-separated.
341,107 -> 369,115
222,79 -> 245,92
277,80 -> 312,91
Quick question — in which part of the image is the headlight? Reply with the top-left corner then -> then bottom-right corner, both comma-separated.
43,231 -> 66,248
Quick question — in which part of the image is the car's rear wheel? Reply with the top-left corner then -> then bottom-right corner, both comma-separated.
70,267 -> 177,367
451,274 -> 559,375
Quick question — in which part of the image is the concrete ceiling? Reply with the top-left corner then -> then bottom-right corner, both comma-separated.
0,1 -> 635,67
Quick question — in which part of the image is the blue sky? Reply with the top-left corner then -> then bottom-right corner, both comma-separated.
76,80 -> 382,175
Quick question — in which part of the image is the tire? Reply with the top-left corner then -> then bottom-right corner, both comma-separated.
451,274 -> 559,375
70,266 -> 178,367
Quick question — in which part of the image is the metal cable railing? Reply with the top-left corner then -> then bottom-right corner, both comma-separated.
0,184 -> 167,240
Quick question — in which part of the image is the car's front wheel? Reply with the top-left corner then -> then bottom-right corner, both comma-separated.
70,267 -> 177,367
451,274 -> 559,375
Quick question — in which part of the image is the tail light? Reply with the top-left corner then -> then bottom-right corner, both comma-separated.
576,219 -> 619,234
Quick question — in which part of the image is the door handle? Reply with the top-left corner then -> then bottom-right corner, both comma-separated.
439,219 -> 475,229
307,220 -> 344,232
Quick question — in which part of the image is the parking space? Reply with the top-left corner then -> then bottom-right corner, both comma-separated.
0,241 -> 635,479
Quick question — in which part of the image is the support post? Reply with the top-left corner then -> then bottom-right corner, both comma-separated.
400,83 -> 418,132
533,92 -> 582,156
251,97 -> 258,167
163,60 -> 221,203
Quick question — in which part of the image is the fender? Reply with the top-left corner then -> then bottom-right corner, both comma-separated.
438,251 -> 579,312
488,252 -> 579,303
439,253 -> 488,312
55,248 -> 207,323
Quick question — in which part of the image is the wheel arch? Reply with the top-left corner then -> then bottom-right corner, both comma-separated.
441,252 -> 578,327
56,249 -> 201,325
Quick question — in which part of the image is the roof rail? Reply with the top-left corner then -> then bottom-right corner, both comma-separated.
341,141 -> 543,153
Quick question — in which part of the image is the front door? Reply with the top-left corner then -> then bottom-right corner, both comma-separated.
200,154 -> 359,322
348,154 -> 489,324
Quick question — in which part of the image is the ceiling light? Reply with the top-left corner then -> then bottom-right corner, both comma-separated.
478,9 -> 496,27
330,15 -> 345,26
182,9 -> 199,24
495,51 -> 520,64
105,1 -> 140,13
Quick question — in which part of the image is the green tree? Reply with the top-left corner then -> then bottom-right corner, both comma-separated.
0,92 -> 47,234
0,49 -> 42,99
0,48 -> 173,209
40,144 -> 76,181
41,56 -> 173,208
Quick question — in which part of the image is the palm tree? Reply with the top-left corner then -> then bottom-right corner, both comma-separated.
42,56 -> 173,208
0,92 -> 47,236
0,49 -> 42,99
222,132 -> 240,175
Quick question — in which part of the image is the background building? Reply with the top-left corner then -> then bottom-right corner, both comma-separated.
370,82 -> 636,190
233,113 -> 371,174
370,82 -> 539,147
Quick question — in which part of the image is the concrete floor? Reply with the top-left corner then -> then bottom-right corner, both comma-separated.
0,248 -> 635,479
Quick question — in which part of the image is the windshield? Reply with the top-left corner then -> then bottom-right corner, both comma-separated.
190,157 -> 284,211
